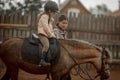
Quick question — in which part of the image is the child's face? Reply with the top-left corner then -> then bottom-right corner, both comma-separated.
58,20 -> 68,30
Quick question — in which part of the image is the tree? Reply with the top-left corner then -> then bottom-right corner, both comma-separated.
17,0 -> 42,13
89,4 -> 111,15
0,0 -> 42,13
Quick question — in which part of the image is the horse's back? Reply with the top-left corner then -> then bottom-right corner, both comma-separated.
0,38 -> 23,58
2,38 -> 23,45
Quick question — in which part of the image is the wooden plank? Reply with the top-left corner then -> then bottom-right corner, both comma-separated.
0,24 -> 30,27
9,13 -> 14,24
14,12 -> 19,24
111,59 -> 120,65
1,13 -> 5,23
0,14 -> 2,23
28,12 -> 36,27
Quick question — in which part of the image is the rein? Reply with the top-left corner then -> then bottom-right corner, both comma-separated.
60,44 -> 106,80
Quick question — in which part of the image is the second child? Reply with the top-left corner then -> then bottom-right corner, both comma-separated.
54,15 -> 68,39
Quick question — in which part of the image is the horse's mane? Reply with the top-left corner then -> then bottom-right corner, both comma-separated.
59,39 -> 102,51
69,39 -> 112,61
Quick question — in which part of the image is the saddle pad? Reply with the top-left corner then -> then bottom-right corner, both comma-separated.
21,38 -> 60,65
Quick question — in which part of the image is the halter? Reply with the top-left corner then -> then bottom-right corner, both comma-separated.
61,44 -> 109,80
100,48 -> 110,80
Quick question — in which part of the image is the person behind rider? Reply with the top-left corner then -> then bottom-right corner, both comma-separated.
54,14 -> 68,39
54,15 -> 71,80
37,1 -> 59,66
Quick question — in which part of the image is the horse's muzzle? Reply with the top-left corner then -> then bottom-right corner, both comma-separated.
102,71 -> 110,79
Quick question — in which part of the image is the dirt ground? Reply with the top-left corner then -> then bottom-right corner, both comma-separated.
0,68 -> 120,80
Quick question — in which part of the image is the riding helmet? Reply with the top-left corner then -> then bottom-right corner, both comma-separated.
44,1 -> 59,13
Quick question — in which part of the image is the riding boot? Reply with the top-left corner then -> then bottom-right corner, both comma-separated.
39,51 -> 51,66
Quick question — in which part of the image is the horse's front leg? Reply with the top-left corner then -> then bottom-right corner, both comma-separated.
66,73 -> 71,80
51,74 -> 70,80
51,74 -> 61,80
60,74 -> 71,80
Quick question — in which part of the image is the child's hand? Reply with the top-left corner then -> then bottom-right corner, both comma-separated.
50,18 -> 54,24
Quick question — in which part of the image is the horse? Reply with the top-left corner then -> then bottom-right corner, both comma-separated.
0,38 -> 112,80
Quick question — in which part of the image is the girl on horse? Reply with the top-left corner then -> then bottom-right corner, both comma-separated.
37,1 -> 59,66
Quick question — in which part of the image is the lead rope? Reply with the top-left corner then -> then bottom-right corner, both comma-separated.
60,44 -> 100,80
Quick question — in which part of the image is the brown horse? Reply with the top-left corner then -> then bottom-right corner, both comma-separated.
0,38 -> 112,80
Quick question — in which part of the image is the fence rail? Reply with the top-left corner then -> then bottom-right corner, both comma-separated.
0,26 -> 32,42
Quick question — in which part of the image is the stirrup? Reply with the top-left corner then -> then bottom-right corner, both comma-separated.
39,59 -> 51,66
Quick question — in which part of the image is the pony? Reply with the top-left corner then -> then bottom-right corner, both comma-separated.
0,38 -> 112,80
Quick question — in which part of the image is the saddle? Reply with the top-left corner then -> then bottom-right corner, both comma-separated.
21,33 -> 60,65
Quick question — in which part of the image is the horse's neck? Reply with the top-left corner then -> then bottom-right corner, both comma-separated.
58,39 -> 104,74
59,39 -> 101,65
59,40 -> 82,66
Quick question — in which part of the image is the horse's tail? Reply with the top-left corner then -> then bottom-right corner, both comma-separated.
104,48 -> 112,64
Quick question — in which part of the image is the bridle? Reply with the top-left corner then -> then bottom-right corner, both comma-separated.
61,44 -> 110,80
100,48 -> 110,80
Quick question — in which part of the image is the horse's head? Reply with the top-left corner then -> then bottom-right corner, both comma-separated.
99,48 -> 112,79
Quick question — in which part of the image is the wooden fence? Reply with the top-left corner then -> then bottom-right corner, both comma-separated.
0,12 -> 120,60
0,11 -> 38,42
67,14 -> 120,60
68,14 -> 120,41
